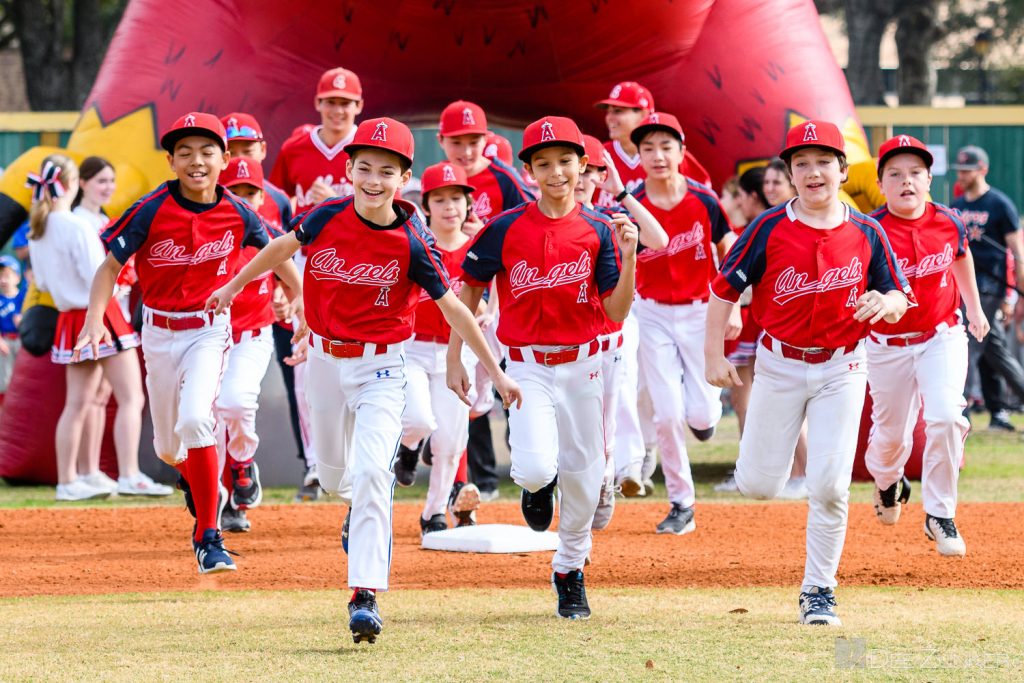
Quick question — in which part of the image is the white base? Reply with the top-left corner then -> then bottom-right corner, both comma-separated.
420,523 -> 559,553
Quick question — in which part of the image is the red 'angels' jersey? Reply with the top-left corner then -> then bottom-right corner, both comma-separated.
870,202 -> 967,335
413,239 -> 472,339
634,179 -> 733,304
270,126 -> 356,212
103,181 -> 270,312
466,159 -> 535,222
258,180 -> 294,231
293,197 -> 450,343
712,200 -> 914,349
594,140 -> 713,207
462,202 -> 622,348
230,217 -> 285,333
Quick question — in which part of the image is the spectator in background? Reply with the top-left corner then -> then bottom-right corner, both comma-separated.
951,145 -> 1024,431
762,157 -> 796,207
0,255 -> 25,404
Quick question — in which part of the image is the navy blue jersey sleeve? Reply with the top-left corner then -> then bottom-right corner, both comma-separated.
101,184 -> 171,264
712,206 -> 785,300
852,212 -> 914,300
582,209 -> 622,295
293,197 -> 351,245
226,193 -> 272,248
463,206 -> 525,285
266,182 -> 294,227
690,181 -> 733,243
405,218 -> 451,300
491,159 -> 536,209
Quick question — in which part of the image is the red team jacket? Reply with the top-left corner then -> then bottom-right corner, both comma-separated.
869,202 -> 967,336
634,179 -> 733,304
293,196 -> 451,344
103,181 -> 270,312
413,241 -> 472,340
462,202 -> 623,348
466,159 -> 535,222
711,200 -> 913,349
270,127 -> 356,213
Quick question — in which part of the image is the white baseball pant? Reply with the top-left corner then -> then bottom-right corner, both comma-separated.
865,325 -> 969,519
305,339 -> 405,591
735,339 -> 867,591
599,330 -> 625,485
401,339 -> 479,519
612,311 -> 646,481
470,318 -> 503,416
506,348 -> 605,574
291,253 -> 317,470
215,326 -> 274,464
635,297 -> 723,507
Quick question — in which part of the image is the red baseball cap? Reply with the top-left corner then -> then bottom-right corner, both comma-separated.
316,67 -> 363,101
595,81 -> 655,111
421,162 -> 476,196
518,116 -> 585,163
160,112 -> 227,153
343,117 -> 415,167
439,100 -> 487,137
877,134 -> 933,172
629,112 -> 685,147
780,120 -> 845,161
219,157 -> 264,190
483,132 -> 514,166
582,135 -> 607,169
221,112 -> 264,142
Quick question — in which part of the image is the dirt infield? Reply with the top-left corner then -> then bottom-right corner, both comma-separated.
1,501 -> 1020,597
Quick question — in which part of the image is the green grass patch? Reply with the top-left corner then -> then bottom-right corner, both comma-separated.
1,587 -> 1021,682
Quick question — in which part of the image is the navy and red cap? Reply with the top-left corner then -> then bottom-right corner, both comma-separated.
594,81 -> 655,111
343,117 -> 415,167
316,67 -> 363,101
221,112 -> 264,142
421,162 -> 475,196
780,120 -> 845,161
877,134 -> 933,173
629,111 -> 685,147
439,100 -> 488,137
219,156 -> 264,190
160,112 -> 227,153
518,116 -> 585,163
483,131 -> 514,166
582,135 -> 607,169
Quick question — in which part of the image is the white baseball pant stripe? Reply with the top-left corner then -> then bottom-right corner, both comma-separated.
612,311 -> 646,481
215,326 -> 274,464
634,297 -> 723,507
865,325 -> 969,519
401,339 -> 478,519
305,344 -> 406,591
506,351 -> 604,574
141,308 -> 231,464
735,341 -> 867,590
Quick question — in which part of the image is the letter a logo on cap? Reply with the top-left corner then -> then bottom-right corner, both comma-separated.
802,121 -> 818,142
227,116 -> 238,129
371,121 -> 388,142
462,108 -> 475,126
540,121 -> 555,142
442,165 -> 457,182
899,135 -> 911,147
237,160 -> 250,178
184,114 -> 196,127
650,113 -> 660,123
333,74 -> 347,89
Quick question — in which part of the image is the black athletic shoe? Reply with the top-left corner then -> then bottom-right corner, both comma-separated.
656,503 -> 696,535
394,444 -> 420,487
689,425 -> 716,442
552,569 -> 591,620
521,477 -> 557,532
348,590 -> 383,644
989,411 -> 1016,432
341,508 -> 351,554
419,513 -> 448,536
229,460 -> 262,510
873,476 -> 911,525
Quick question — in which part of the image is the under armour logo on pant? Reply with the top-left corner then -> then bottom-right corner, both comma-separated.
848,363 -> 860,371
377,370 -> 390,378
589,371 -> 599,380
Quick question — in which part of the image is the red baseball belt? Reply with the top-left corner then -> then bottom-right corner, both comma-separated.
507,340 -> 600,366
149,311 -> 214,331
761,335 -> 857,365
231,327 -> 263,345
411,334 -> 449,344
869,313 -> 960,348
310,333 -> 389,359
600,333 -> 624,352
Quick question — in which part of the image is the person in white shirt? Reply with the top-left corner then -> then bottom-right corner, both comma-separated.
27,155 -> 163,501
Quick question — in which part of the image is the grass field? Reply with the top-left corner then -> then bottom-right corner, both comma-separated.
2,587 -> 1022,682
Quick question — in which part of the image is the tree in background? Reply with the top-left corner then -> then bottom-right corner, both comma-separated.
0,0 -> 128,110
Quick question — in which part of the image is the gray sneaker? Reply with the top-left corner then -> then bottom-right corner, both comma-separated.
655,503 -> 695,535
221,505 -> 251,533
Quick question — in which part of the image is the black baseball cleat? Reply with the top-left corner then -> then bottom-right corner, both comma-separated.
419,513 -> 448,536
689,425 -> 716,442
229,460 -> 262,510
348,590 -> 383,644
448,481 -> 480,527
341,508 -> 351,554
521,477 -> 557,532
176,474 -> 196,518
394,444 -> 420,487
656,503 -> 696,535
988,411 -> 1016,432
552,569 -> 591,620
873,476 -> 911,525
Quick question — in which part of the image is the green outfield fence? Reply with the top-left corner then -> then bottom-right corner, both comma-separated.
1,108 -> 1021,209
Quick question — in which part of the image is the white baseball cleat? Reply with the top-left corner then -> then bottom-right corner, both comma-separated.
924,514 -> 967,557
872,476 -> 911,526
55,478 -> 112,502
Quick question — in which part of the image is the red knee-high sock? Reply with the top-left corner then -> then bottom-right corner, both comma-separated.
175,462 -> 189,481
455,449 -> 468,485
186,445 -> 219,541
221,459 -> 233,492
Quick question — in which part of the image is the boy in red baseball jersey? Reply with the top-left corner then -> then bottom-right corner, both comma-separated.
865,135 -> 989,556
208,117 -> 520,644
76,112 -> 303,574
629,112 -> 738,535
705,120 -> 913,626
448,116 -> 639,620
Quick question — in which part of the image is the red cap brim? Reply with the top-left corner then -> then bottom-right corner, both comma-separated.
161,128 -> 227,154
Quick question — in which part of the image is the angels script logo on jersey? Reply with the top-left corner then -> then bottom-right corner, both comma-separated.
508,252 -> 592,299
896,243 -> 954,279
638,221 -> 705,262
307,249 -> 401,287
773,257 -> 864,305
149,231 -> 235,267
